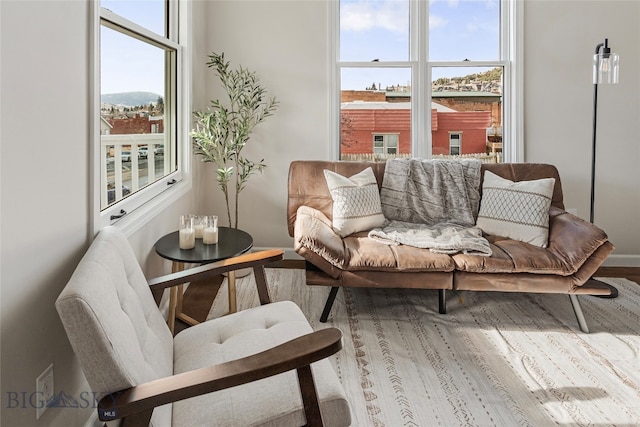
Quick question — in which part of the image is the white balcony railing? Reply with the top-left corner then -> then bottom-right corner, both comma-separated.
100,134 -> 171,209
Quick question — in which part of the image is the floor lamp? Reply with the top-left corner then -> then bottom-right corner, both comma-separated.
589,38 -> 619,298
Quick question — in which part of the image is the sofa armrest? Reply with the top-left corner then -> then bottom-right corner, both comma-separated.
546,206 -> 614,275
294,206 -> 348,275
97,328 -> 343,426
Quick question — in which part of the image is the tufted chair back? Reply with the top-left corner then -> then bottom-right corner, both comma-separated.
56,227 -> 174,426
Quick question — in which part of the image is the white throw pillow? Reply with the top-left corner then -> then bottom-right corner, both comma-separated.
476,171 -> 555,248
324,167 -> 386,237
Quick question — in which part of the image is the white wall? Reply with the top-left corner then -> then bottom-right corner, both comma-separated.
523,0 -> 640,263
198,0 -> 640,264
0,1 -> 196,425
0,0 -> 638,426
196,0 -> 331,247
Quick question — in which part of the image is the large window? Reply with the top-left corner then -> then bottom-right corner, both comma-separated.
335,0 -> 520,162
94,0 -> 189,229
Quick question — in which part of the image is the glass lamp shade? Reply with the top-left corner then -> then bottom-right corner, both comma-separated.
593,52 -> 620,84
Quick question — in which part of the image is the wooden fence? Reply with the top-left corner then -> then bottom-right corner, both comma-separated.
340,152 -> 502,163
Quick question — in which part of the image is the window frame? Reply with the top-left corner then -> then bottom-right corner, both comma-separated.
449,132 -> 461,156
91,0 -> 192,235
373,133 -> 399,155
330,0 -> 523,162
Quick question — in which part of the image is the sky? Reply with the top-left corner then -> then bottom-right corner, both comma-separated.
100,0 -> 500,95
340,0 -> 501,89
101,0 -> 166,95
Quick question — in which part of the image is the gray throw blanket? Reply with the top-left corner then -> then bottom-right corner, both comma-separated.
380,158 -> 481,225
369,158 -> 491,256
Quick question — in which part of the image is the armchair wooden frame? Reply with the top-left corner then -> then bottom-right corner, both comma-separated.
97,249 -> 343,427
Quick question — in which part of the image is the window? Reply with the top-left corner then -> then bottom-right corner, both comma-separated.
449,133 -> 461,156
93,1 -> 190,230
334,0 -> 521,162
373,134 -> 399,156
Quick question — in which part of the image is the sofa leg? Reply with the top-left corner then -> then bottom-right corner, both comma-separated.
320,287 -> 340,323
569,294 -> 589,333
439,289 -> 446,314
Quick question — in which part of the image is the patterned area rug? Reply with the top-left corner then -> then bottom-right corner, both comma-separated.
207,272 -> 640,427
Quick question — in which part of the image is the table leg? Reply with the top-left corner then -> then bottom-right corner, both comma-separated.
228,270 -> 237,314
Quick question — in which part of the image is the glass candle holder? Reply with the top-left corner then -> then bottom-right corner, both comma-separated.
194,215 -> 205,239
179,215 -> 196,249
202,215 -> 219,245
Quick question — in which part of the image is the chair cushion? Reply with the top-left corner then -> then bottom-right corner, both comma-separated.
172,301 -> 351,427
56,226 -> 174,426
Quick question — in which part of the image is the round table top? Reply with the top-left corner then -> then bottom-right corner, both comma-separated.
154,226 -> 253,264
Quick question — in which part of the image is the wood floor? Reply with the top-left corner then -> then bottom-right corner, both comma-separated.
173,264 -> 639,333
595,266 -> 640,284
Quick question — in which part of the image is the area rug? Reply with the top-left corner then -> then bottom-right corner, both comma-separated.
207,272 -> 640,427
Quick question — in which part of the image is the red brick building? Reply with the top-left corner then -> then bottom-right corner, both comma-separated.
107,113 -> 164,135
340,90 -> 500,157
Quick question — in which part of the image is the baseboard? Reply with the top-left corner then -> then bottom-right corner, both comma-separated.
602,254 -> 640,268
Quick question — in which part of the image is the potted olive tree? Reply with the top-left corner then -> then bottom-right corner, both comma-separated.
191,52 -> 278,229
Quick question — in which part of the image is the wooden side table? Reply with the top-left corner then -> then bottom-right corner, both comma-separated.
154,227 -> 253,334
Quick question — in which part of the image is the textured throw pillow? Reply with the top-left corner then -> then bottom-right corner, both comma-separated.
324,167 -> 386,237
476,171 -> 555,248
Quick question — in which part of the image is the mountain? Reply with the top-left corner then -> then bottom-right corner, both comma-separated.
433,67 -> 502,86
101,91 -> 162,107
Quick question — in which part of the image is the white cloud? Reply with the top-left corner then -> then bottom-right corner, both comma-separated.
341,0 -> 409,34
484,0 -> 498,10
429,15 -> 448,30
430,0 -> 459,6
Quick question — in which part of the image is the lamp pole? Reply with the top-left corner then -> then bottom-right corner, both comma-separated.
590,41 -> 603,224
589,38 -> 619,298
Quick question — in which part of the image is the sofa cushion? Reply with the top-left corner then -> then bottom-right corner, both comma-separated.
172,301 -> 351,427
454,207 -> 613,276
324,167 -> 385,237
476,171 -> 555,248
344,233 -> 455,272
453,236 -> 573,275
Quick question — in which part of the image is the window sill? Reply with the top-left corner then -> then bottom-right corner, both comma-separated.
103,178 -> 192,238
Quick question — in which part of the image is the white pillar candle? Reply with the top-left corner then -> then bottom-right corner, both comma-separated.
179,228 -> 195,249
194,223 -> 204,239
203,227 -> 218,244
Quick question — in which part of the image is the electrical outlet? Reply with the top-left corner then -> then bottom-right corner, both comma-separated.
36,364 -> 54,419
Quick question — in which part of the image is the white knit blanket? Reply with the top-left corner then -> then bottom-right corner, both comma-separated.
368,220 -> 492,255
369,158 -> 491,256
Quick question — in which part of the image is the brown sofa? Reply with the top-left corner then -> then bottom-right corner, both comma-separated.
287,160 -> 616,332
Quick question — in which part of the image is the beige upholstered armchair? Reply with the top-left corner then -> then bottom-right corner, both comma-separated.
56,226 -> 351,426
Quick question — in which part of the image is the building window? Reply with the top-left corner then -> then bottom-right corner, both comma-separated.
94,1 -> 189,229
449,133 -> 461,156
373,134 -> 399,156
334,0 -> 520,162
